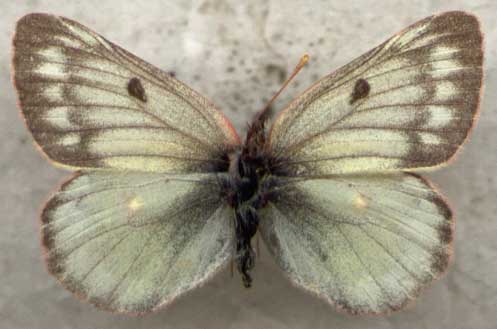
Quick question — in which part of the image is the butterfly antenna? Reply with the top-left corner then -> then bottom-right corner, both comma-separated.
258,53 -> 309,120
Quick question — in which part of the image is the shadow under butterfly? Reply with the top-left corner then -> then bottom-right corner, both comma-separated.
12,11 -> 483,315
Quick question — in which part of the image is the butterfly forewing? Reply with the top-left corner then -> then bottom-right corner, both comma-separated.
269,11 -> 483,176
259,173 -> 452,314
13,13 -> 239,174
41,171 -> 233,314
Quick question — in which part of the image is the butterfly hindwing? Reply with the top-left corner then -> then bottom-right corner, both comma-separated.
269,11 -> 483,176
13,13 -> 240,174
259,173 -> 452,314
41,172 -> 233,314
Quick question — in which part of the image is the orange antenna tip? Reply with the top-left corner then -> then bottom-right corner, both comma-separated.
300,54 -> 310,65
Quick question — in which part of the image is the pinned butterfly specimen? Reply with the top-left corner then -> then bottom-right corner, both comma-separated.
12,11 -> 483,315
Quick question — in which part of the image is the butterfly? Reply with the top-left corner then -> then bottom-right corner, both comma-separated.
12,11 -> 483,315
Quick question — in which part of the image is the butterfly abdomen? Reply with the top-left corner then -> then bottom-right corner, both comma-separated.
223,124 -> 278,287
226,153 -> 262,288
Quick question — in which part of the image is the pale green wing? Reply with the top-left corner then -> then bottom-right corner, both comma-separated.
41,171 -> 233,314
13,13 -> 239,173
259,173 -> 452,314
269,11 -> 483,176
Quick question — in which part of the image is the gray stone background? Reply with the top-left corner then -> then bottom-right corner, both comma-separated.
1,0 -> 496,328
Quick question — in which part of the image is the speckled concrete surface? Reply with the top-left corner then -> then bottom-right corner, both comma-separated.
1,1 -> 496,328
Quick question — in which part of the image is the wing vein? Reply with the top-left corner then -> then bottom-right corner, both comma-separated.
336,224 -> 394,310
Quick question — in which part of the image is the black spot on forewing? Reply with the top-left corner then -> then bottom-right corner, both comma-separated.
350,78 -> 370,104
127,77 -> 147,102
